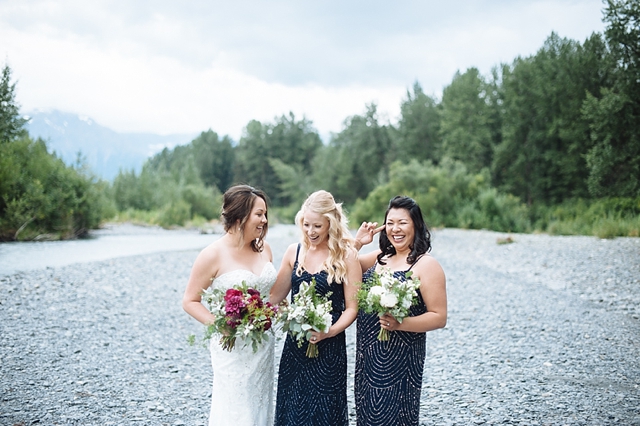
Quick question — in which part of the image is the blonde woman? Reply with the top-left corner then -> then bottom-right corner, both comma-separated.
270,190 -> 361,426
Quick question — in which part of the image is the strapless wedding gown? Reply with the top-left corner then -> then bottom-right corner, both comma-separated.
208,262 -> 277,426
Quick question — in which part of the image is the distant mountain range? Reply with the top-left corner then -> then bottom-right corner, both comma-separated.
25,110 -> 197,181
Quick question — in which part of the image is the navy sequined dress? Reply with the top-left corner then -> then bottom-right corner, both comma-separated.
354,263 -> 427,426
274,245 -> 349,426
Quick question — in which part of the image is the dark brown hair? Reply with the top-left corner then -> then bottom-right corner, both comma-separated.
221,185 -> 269,252
377,195 -> 432,265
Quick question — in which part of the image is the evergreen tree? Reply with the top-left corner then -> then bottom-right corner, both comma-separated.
395,82 -> 441,164
191,130 -> 235,193
234,113 -> 322,206
318,104 -> 393,205
439,68 -> 495,174
582,0 -> 640,197
493,33 -> 608,204
0,64 -> 28,142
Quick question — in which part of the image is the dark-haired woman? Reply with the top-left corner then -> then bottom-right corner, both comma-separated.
354,195 -> 447,426
183,185 -> 276,426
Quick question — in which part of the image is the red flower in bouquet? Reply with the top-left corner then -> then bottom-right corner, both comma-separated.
200,281 -> 278,352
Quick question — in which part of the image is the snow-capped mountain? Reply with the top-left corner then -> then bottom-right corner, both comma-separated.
25,110 -> 197,180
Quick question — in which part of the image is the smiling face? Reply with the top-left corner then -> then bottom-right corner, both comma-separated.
301,210 -> 330,247
243,196 -> 268,240
385,208 -> 415,252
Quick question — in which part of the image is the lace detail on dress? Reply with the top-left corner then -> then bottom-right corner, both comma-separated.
210,262 -> 277,298
208,262 -> 277,426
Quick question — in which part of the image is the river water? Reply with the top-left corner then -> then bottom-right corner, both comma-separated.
0,223 -> 220,277
0,222 -> 305,277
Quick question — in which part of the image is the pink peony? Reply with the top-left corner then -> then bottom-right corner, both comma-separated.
225,295 -> 246,317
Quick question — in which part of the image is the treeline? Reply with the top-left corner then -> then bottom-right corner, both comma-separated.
1,0 -> 638,240
113,0 -> 639,237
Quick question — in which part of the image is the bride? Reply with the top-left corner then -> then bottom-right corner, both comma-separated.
183,185 -> 277,426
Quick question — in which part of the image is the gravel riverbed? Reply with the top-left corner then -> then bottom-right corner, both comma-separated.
1,225 -> 639,425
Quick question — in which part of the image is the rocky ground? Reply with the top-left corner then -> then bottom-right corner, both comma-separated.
1,225 -> 639,425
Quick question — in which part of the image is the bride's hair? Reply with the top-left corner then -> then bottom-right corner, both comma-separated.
221,185 -> 269,252
295,190 -> 354,284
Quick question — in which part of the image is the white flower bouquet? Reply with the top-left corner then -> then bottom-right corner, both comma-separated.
278,278 -> 333,358
357,267 -> 421,341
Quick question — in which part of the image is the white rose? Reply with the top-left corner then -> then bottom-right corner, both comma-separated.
322,313 -> 333,332
369,286 -> 384,296
380,292 -> 398,308
291,307 -> 306,319
380,275 -> 394,288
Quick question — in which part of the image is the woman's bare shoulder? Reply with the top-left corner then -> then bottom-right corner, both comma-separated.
263,241 -> 274,261
413,253 -> 445,281
283,242 -> 298,258
192,239 -> 226,271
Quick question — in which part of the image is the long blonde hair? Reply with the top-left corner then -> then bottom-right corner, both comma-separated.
295,190 -> 355,284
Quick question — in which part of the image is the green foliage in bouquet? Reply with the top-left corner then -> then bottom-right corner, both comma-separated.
278,278 -> 333,358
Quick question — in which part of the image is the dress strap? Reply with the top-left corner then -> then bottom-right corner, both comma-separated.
407,255 -> 425,271
295,243 -> 301,264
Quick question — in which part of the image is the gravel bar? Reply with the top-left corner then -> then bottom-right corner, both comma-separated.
1,225 -> 639,425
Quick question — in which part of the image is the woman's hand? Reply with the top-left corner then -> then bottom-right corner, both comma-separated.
309,330 -> 330,344
380,313 -> 399,332
355,222 -> 384,250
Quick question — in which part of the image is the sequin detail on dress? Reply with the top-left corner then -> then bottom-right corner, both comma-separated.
355,265 -> 427,426
274,245 -> 349,426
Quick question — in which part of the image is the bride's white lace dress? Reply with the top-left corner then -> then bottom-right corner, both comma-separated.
208,263 -> 277,426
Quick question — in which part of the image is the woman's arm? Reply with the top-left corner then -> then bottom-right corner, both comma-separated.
358,250 -> 380,273
311,248 -> 362,342
182,247 -> 218,325
269,243 -> 296,305
381,255 -> 447,333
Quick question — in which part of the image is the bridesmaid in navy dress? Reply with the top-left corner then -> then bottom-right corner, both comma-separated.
270,190 -> 361,426
354,196 -> 447,426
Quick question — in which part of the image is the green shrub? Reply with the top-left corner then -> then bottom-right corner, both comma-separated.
113,163 -> 223,227
158,200 -> 192,228
350,159 -> 530,232
269,204 -> 300,224
540,197 -> 640,237
181,184 -> 222,220
0,136 -> 112,240
111,208 -> 161,225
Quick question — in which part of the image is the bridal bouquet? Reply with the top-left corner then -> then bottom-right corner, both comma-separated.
357,267 -> 421,341
278,278 -> 333,358
201,281 -> 278,352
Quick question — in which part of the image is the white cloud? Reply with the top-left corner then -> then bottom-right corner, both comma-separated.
0,0 -> 605,140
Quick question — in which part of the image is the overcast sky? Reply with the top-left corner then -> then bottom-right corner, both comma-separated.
1,0 -> 605,141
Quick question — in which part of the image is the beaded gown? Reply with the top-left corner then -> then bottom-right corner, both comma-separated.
208,263 -> 277,426
355,263 -> 427,426
274,245 -> 349,426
